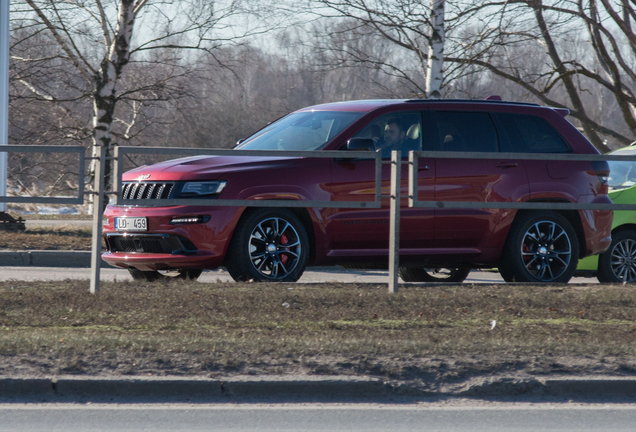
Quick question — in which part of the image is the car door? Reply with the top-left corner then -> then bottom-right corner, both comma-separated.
433,110 -> 530,251
326,111 -> 436,256
494,112 -> 578,199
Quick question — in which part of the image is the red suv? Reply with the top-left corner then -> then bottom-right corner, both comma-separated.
102,98 -> 613,283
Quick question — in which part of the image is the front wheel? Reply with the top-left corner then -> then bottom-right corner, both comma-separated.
597,230 -> 636,283
225,209 -> 310,282
399,267 -> 470,283
128,268 -> 203,282
499,211 -> 579,283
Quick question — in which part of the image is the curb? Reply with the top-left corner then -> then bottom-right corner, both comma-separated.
1,376 -> 635,401
0,376 -> 390,401
0,251 -> 109,268
457,377 -> 636,398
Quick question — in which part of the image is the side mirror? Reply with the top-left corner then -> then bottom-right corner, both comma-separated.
346,138 -> 375,152
234,139 -> 245,148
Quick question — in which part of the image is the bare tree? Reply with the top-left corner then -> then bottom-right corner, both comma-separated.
444,0 -> 634,151
306,0 -> 636,150
11,0 -> 270,211
305,0 -> 501,97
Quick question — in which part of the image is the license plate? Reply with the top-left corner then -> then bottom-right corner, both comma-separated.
115,217 -> 148,231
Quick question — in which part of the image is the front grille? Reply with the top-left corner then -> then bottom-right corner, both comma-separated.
122,182 -> 174,200
106,234 -> 197,254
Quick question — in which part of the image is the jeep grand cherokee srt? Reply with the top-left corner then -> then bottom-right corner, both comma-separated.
102,98 -> 613,283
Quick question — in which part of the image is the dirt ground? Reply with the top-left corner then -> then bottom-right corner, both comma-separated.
0,217 -> 635,387
1,280 -> 635,389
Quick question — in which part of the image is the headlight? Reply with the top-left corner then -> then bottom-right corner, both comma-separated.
180,181 -> 227,197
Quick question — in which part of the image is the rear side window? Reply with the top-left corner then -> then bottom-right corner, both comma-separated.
435,111 -> 499,152
498,113 -> 569,153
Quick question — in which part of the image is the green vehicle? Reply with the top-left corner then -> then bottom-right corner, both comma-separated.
577,146 -> 636,282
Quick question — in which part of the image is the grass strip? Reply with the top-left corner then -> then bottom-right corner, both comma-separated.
1,280 -> 635,378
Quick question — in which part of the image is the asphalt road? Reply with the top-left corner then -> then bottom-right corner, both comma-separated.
0,266 -> 599,284
2,403 -> 636,432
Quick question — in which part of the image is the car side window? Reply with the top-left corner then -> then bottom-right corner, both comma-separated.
497,113 -> 570,153
353,112 -> 422,159
434,111 -> 499,153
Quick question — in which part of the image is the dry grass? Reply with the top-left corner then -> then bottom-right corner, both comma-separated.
7,213 -> 91,221
1,280 -> 635,380
0,226 -> 92,250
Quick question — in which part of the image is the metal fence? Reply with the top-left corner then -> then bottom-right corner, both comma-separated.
0,145 -> 85,204
407,151 -> 636,211
6,144 -> 636,294
112,146 -> 382,208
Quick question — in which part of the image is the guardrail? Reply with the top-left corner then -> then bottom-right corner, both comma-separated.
407,151 -> 636,210
5,144 -> 636,295
112,146 -> 383,208
0,145 -> 85,204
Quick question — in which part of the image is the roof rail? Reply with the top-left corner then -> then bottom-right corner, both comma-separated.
404,98 -> 541,107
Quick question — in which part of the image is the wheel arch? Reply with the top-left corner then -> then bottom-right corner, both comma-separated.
612,223 -> 636,236
513,202 -> 586,260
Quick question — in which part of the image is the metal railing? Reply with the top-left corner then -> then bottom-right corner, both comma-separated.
112,146 -> 382,208
6,144 -> 636,294
0,145 -> 85,204
407,150 -> 636,210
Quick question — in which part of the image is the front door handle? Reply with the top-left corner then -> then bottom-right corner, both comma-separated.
495,162 -> 519,168
418,165 -> 430,171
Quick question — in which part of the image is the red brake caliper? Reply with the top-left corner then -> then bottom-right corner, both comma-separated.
280,234 -> 289,265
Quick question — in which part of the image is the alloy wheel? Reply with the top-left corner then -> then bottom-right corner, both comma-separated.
249,217 -> 302,280
610,238 -> 636,282
520,220 -> 572,282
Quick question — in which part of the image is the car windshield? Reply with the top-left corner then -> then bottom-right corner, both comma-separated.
608,160 -> 636,190
236,111 -> 363,151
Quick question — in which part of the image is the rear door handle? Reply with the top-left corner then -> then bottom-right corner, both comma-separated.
495,162 -> 518,168
418,165 -> 430,171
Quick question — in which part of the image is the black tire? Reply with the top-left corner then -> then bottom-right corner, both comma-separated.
225,208 -> 309,282
499,211 -> 579,283
128,268 -> 202,282
597,230 -> 636,283
399,267 -> 470,282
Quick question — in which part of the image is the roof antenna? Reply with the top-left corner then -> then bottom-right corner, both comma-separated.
485,95 -> 502,101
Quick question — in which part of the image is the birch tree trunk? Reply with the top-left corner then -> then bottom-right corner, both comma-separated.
89,0 -> 135,213
426,0 -> 445,98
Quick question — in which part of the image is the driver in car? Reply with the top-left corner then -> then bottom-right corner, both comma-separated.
376,117 -> 408,158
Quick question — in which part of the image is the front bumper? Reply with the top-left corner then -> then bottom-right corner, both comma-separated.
101,204 -> 242,271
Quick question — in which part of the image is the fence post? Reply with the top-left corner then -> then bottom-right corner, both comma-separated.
90,145 -> 106,294
112,145 -> 121,205
388,150 -> 401,293
0,0 -> 8,213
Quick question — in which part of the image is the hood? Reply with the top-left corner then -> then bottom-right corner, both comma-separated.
122,155 -> 301,182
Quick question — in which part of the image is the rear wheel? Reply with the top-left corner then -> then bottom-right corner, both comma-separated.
128,268 -> 202,282
597,230 -> 636,283
225,209 -> 309,282
499,211 -> 579,283
399,267 -> 470,283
